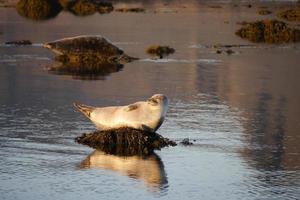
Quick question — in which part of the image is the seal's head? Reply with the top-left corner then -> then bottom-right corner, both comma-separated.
147,94 -> 169,115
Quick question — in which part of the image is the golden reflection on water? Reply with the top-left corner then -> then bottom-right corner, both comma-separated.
200,52 -> 300,171
80,150 -> 168,191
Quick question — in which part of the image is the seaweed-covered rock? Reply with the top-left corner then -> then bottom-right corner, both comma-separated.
43,36 -> 135,63
97,1 -> 114,14
69,0 -> 113,16
43,35 -> 137,64
146,45 -> 175,59
69,0 -> 97,16
277,8 -> 300,22
16,0 -> 62,21
75,127 -> 177,156
236,20 -> 300,43
44,36 -> 137,79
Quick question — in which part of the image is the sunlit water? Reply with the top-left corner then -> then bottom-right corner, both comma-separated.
1,1 -> 300,200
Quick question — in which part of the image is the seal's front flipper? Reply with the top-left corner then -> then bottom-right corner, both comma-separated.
124,103 -> 139,112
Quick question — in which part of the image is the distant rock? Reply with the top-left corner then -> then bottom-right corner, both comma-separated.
15,0 -> 113,21
16,0 -> 62,21
5,40 -> 32,46
69,0 -> 113,16
236,20 -> 300,43
115,7 -> 145,13
277,8 -> 300,22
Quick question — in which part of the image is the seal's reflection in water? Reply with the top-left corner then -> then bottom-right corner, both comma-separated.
80,150 -> 168,192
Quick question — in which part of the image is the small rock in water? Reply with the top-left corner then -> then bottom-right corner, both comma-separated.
5,40 -> 32,46
146,45 -> 175,59
226,49 -> 234,55
115,7 -> 145,13
215,49 -> 234,55
216,50 -> 222,54
75,127 -> 177,156
180,138 -> 193,146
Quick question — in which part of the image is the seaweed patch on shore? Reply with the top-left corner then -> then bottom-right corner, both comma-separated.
75,127 -> 177,156
277,8 -> 300,22
236,19 -> 300,43
146,45 -> 175,59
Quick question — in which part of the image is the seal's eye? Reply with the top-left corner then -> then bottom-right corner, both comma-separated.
148,98 -> 158,105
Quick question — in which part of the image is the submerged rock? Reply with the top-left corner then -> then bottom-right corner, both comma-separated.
16,0 -> 62,21
277,8 -> 300,22
146,45 -> 175,59
115,7 -> 145,13
75,127 -> 176,156
5,40 -> 32,46
236,20 -> 300,43
208,5 -> 222,9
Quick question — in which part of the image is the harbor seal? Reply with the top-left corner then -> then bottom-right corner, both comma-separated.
74,94 -> 169,132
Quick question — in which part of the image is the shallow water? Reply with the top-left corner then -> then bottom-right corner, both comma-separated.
1,1 -> 300,200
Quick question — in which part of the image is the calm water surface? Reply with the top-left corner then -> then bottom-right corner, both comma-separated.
0,1 -> 300,200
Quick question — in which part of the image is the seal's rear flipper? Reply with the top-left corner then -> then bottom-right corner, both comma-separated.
74,103 -> 95,118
